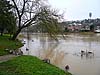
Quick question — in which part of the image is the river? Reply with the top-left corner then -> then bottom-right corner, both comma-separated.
19,33 -> 100,75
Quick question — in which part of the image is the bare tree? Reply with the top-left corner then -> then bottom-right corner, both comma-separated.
10,0 -> 62,40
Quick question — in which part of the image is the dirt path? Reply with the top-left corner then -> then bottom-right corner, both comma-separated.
0,55 -> 17,63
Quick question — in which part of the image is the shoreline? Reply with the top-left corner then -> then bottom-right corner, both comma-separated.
0,55 -> 72,75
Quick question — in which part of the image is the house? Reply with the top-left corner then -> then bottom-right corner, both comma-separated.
81,24 -> 90,32
94,23 -> 100,33
67,23 -> 82,32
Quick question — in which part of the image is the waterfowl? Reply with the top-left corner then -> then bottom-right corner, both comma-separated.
65,65 -> 69,70
26,48 -> 29,51
42,58 -> 50,64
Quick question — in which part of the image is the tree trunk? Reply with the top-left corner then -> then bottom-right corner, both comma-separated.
0,32 -> 3,36
0,29 -> 4,36
11,28 -> 21,40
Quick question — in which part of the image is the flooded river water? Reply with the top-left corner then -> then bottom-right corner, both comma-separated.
19,33 -> 100,75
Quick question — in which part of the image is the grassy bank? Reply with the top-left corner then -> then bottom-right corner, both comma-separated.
78,32 -> 94,35
0,55 -> 71,75
0,35 -> 23,56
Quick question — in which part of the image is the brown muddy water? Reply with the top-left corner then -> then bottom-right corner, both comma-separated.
19,33 -> 100,75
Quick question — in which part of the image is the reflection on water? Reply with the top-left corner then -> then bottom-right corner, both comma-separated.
19,33 -> 100,75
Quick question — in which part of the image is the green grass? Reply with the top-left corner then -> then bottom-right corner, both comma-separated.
0,55 -> 71,75
0,35 -> 23,56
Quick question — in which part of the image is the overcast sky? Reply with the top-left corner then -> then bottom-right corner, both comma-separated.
48,0 -> 100,21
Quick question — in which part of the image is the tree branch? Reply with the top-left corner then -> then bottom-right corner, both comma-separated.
22,13 -> 40,27
11,0 -> 20,17
20,0 -> 27,17
21,16 -> 38,29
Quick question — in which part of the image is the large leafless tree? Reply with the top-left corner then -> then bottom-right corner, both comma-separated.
10,0 -> 62,40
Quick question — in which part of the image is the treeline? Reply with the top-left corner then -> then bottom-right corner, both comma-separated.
0,0 -> 16,36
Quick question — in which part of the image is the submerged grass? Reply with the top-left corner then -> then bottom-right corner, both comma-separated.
0,35 -> 23,56
0,55 -> 71,75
